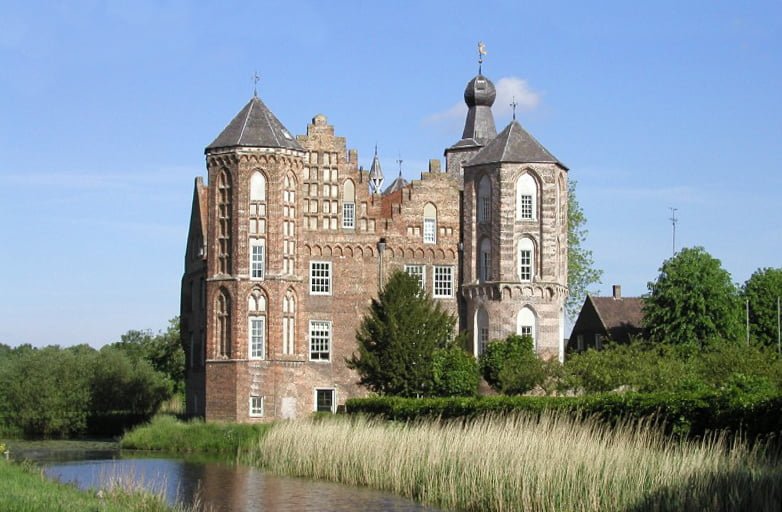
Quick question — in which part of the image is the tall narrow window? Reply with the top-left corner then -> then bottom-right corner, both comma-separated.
283,173 -> 296,275
478,176 -> 491,224
250,239 -> 265,279
423,203 -> 437,244
217,171 -> 232,274
282,289 -> 296,355
250,171 -> 266,202
309,320 -> 331,361
517,307 -> 537,349
249,317 -> 265,359
516,173 -> 537,221
518,238 -> 535,282
476,307 -> 489,356
479,238 -> 491,282
217,290 -> 231,358
433,265 -> 453,298
342,179 -> 355,229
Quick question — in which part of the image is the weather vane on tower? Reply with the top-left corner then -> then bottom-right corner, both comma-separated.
478,41 -> 487,74
510,96 -> 518,120
252,71 -> 260,97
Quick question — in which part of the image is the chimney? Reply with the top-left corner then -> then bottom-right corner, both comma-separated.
612,285 -> 621,299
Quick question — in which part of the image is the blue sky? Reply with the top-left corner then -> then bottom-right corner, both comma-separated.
1,1 -> 780,347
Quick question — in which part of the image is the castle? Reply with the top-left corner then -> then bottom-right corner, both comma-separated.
181,68 -> 569,420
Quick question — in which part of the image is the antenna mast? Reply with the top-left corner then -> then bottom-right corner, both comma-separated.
669,207 -> 678,256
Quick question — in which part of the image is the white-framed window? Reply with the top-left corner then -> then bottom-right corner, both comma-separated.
309,320 -> 331,361
518,238 -> 534,282
478,176 -> 491,224
249,395 -> 264,417
476,306 -> 489,356
404,264 -> 425,290
250,239 -> 264,279
517,307 -> 537,349
423,203 -> 437,244
433,265 -> 453,298
249,317 -> 265,359
314,388 -> 336,413
282,290 -> 296,355
479,238 -> 491,282
309,261 -> 332,295
516,173 -> 537,221
343,202 -> 355,229
250,171 -> 266,202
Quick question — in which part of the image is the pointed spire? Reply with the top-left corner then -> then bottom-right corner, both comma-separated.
368,145 -> 384,195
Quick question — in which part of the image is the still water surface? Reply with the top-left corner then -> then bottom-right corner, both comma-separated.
20,446 -> 440,512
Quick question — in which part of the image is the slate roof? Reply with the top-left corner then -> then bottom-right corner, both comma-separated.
466,121 -> 566,169
382,173 -> 408,196
206,96 -> 303,151
590,296 -> 645,342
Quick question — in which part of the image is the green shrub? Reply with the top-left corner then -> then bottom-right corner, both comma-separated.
479,335 -> 545,394
432,347 -> 479,397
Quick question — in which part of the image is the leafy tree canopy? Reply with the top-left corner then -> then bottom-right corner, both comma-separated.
479,334 -> 546,394
347,270 -> 456,397
643,247 -> 742,347
567,179 -> 603,319
743,267 -> 782,347
110,317 -> 184,393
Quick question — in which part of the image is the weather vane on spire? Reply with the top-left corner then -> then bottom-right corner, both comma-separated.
396,153 -> 403,177
252,71 -> 260,97
510,96 -> 518,120
478,41 -> 487,74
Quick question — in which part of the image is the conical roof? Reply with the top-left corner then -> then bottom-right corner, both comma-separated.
382,173 -> 408,195
207,96 -> 303,151
368,148 -> 384,182
466,121 -> 566,169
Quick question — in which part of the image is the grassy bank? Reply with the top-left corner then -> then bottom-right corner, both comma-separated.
0,457 -> 190,512
121,415 -> 271,454
240,414 -> 782,512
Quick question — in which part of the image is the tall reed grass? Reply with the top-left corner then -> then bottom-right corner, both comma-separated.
241,414 -> 782,512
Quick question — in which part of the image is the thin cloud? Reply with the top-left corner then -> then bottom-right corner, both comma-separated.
423,76 -> 541,128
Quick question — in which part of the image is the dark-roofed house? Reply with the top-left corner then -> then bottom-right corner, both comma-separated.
568,285 -> 644,352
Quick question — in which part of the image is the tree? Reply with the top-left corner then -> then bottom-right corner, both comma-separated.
432,346 -> 479,397
479,335 -> 546,394
743,267 -> 782,346
347,270 -> 456,397
111,317 -> 184,393
567,179 -> 603,319
643,247 -> 742,347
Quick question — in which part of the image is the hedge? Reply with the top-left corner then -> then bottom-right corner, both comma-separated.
345,392 -> 782,439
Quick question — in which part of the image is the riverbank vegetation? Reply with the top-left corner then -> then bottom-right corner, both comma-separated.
0,318 -> 184,438
120,414 -> 271,454
0,457 -> 192,512
241,413 -> 782,512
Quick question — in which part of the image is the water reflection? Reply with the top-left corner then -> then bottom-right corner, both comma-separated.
44,455 -> 440,512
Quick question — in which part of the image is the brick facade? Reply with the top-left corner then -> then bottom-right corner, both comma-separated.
181,71 -> 568,421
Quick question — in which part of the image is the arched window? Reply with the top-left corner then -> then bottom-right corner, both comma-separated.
282,289 -> 296,355
478,176 -> 491,224
517,306 -> 537,349
216,289 -> 231,358
248,289 -> 266,360
342,179 -> 355,229
476,307 -> 489,356
479,238 -> 491,282
518,237 -> 535,282
250,171 -> 266,202
423,203 -> 437,244
283,173 -> 296,275
217,170 -> 232,274
516,173 -> 537,221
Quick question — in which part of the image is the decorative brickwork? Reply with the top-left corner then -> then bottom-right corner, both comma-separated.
182,71 -> 568,421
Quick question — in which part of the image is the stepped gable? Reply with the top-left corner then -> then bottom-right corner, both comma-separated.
466,120 -> 566,169
206,96 -> 303,151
